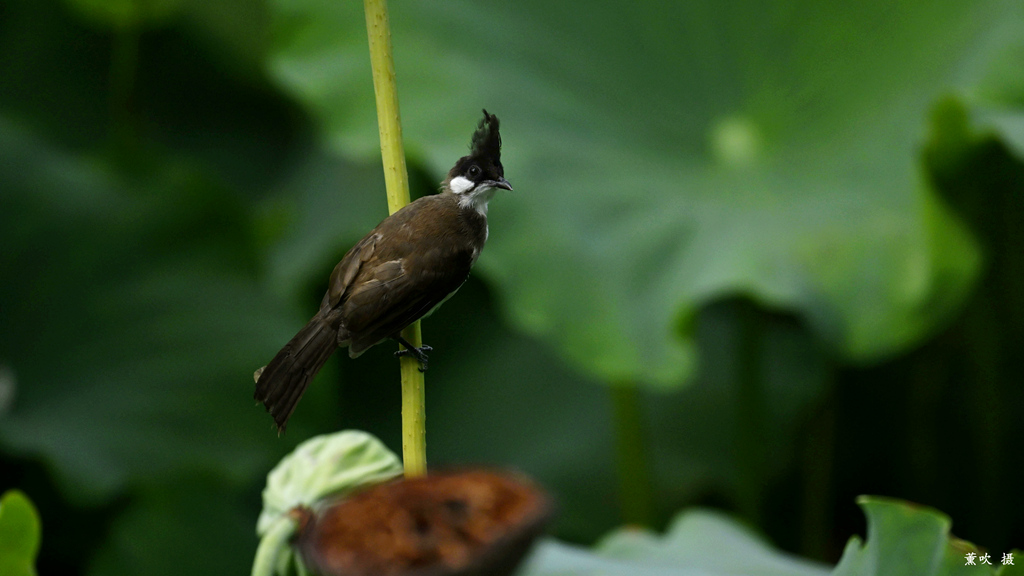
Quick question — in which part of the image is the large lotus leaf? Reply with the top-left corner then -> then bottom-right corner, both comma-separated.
832,497 -> 1019,576
0,118 -> 307,500
519,497 -> 1017,576
262,0 -> 1024,387
521,507 -> 830,576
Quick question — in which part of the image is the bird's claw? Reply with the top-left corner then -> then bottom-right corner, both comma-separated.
395,344 -> 432,372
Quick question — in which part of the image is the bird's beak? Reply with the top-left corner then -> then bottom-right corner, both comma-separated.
493,177 -> 513,191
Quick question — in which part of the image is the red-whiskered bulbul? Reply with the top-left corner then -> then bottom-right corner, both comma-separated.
254,110 -> 511,432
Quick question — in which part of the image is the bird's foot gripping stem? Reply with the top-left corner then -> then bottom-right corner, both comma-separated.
394,336 -> 432,372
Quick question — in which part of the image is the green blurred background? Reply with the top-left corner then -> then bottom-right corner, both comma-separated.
1,0 -> 1023,574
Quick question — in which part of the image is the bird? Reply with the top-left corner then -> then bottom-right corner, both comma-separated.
254,110 -> 512,433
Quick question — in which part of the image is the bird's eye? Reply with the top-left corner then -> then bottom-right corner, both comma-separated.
467,165 -> 481,179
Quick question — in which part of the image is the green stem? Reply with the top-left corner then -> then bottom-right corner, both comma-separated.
398,322 -> 427,476
250,516 -> 297,576
363,0 -> 426,477
611,383 -> 654,526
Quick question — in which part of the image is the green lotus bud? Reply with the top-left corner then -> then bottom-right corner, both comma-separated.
252,431 -> 404,576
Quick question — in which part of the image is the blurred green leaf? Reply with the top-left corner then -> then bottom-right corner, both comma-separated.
832,496 -> 1004,576
522,507 -> 829,576
0,117 -> 301,500
262,0 -> 1024,388
522,497 -> 1015,576
0,490 -> 41,576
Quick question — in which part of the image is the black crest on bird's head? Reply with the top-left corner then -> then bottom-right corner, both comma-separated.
471,109 -> 502,164
448,109 -> 506,185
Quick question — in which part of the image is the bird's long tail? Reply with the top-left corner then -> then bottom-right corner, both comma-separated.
254,313 -> 338,433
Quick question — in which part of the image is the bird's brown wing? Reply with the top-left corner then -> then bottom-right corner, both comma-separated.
323,232 -> 380,312
343,257 -> 469,356
323,195 -> 438,312
319,194 -> 479,355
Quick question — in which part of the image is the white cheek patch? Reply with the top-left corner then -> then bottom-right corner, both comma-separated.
449,176 -> 475,194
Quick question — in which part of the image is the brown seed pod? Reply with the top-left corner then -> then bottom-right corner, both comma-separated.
294,470 -> 553,576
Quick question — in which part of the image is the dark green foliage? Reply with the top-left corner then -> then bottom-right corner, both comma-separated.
0,0 -> 1022,574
